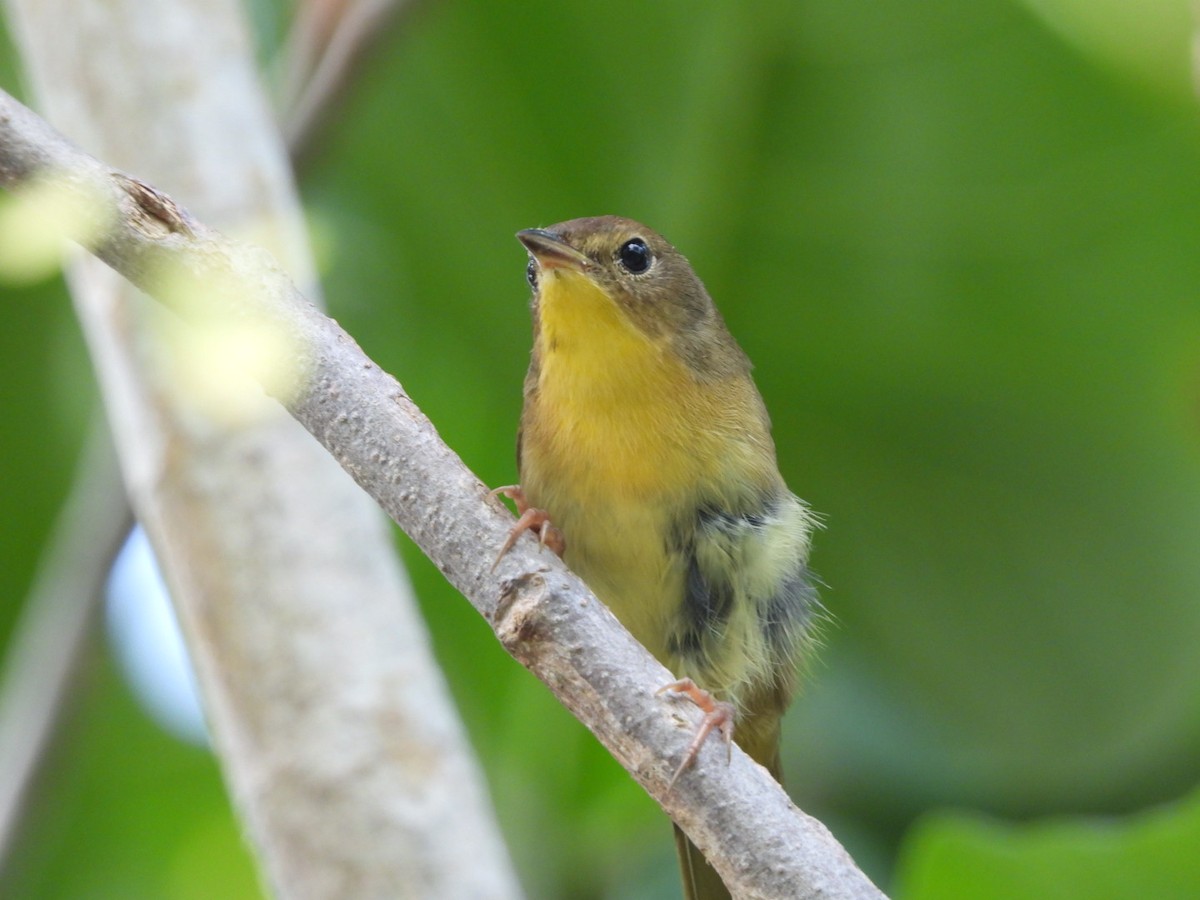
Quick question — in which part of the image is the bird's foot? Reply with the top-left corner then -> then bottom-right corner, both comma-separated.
490,485 -> 566,569
657,677 -> 736,788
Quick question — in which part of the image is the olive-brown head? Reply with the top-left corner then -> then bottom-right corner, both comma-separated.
517,216 -> 751,380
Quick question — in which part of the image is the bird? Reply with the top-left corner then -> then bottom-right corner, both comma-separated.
494,215 -> 819,900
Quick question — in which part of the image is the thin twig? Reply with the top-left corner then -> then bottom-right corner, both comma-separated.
0,418 -> 131,863
278,0 -> 423,160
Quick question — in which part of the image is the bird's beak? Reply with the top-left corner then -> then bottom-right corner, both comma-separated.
517,228 -> 592,273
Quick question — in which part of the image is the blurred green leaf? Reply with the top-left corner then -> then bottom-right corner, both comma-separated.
894,791 -> 1200,899
1016,0 -> 1193,97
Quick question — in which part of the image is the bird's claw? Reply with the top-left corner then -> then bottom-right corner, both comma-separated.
490,485 -> 565,569
657,677 -> 735,788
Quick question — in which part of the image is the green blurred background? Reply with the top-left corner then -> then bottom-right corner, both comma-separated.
4,0 -> 1200,896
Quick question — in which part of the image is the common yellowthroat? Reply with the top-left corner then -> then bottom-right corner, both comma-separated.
497,216 -> 818,900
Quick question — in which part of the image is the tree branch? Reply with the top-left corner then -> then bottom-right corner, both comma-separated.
1,0 -> 520,894
0,87 -> 885,899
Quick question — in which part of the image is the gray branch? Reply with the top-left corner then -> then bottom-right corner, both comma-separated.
2,0 -> 518,893
0,86 -> 886,900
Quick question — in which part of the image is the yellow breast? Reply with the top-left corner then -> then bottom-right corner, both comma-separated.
524,271 -> 712,504
519,270 -> 772,657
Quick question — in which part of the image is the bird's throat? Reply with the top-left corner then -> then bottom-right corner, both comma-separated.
531,273 -> 700,499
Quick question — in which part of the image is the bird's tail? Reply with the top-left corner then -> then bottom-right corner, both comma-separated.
673,733 -> 783,899
674,824 -> 731,900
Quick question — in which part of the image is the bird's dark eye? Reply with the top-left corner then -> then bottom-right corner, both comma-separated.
526,257 -> 539,289
617,238 -> 652,274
